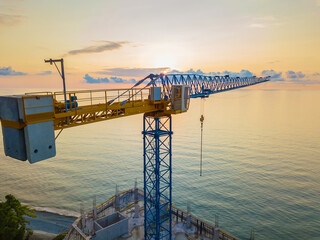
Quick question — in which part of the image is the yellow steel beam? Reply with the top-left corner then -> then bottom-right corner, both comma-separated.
0,119 -> 25,129
2,88 -> 177,130
52,99 -> 169,130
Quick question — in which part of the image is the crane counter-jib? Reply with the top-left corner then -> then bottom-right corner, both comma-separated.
0,85 -> 187,163
3,87 -> 177,128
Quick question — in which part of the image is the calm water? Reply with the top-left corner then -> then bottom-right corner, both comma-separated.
0,89 -> 319,239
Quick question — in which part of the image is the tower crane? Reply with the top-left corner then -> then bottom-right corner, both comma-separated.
0,59 -> 269,240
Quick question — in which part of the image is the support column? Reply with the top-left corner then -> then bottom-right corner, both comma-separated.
143,114 -> 172,240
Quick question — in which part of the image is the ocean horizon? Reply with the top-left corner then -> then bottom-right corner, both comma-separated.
0,88 -> 319,239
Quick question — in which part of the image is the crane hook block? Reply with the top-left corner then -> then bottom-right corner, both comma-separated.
200,115 -> 204,123
0,95 -> 56,163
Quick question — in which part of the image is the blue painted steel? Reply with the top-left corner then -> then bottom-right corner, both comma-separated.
155,74 -> 270,99
143,115 -> 172,240
0,95 -> 56,163
118,74 -> 270,104
66,96 -> 78,110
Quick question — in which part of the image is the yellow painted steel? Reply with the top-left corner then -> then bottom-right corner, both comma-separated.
0,119 -> 25,129
53,99 -> 168,130
3,87 -> 184,131
121,200 -> 140,211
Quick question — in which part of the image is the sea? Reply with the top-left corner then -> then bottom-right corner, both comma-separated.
0,88 -> 319,239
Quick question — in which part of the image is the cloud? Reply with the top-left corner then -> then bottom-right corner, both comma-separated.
110,77 -> 125,83
286,71 -> 305,79
221,70 -> 254,77
0,67 -> 27,76
67,41 -> 129,56
186,69 -> 205,75
168,68 -> 204,75
260,70 -> 320,84
83,74 -> 136,84
0,13 -> 24,26
261,69 -> 282,78
36,71 -> 52,76
97,67 -> 170,77
284,70 -> 320,84
261,70 -> 284,82
248,15 -> 282,29
169,69 -> 254,78
83,74 -> 110,83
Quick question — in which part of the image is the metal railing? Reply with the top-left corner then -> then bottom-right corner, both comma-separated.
26,88 -> 151,114
53,88 -> 150,111
172,206 -> 239,240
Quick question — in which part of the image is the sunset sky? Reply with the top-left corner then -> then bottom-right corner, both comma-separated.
0,0 -> 319,89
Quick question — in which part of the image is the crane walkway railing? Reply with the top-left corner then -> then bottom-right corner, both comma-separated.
26,88 -> 156,129
26,88 -> 150,112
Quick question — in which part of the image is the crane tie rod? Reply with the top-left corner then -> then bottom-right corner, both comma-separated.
107,74 -> 159,105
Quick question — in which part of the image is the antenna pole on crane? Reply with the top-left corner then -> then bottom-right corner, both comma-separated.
44,58 -> 68,112
44,58 -> 69,125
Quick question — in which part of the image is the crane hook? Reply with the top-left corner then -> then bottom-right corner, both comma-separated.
200,114 -> 204,176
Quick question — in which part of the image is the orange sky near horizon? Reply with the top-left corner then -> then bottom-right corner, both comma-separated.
0,0 -> 319,90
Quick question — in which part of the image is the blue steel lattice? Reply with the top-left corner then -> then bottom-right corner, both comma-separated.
155,74 -> 270,99
143,115 -> 172,240
116,74 -> 270,105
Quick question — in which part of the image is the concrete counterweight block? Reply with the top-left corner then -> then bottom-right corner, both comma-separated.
0,95 -> 56,163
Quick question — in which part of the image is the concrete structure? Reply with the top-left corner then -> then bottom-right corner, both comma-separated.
66,188 -> 239,240
93,212 -> 128,240
0,95 -> 56,163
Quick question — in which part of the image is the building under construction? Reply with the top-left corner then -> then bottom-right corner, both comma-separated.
66,187 -> 239,240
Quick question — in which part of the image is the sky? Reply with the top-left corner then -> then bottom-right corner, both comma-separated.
0,0 -> 319,89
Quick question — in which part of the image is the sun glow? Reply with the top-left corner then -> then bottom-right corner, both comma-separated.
145,42 -> 187,70
153,54 -> 178,69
